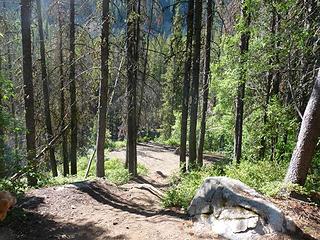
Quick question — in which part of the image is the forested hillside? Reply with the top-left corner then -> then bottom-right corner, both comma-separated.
0,0 -> 319,239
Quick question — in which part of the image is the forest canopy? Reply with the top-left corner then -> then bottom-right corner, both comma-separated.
0,0 -> 319,197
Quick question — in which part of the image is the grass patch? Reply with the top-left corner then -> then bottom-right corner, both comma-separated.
5,151 -> 149,192
106,140 -> 126,151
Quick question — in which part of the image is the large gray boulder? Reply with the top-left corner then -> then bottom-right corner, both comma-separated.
188,177 -> 299,240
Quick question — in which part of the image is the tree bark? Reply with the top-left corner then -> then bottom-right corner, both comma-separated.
188,0 -> 202,169
96,0 -> 110,178
36,0 -> 57,177
59,1 -> 69,177
179,0 -> 194,172
285,70 -> 320,185
69,0 -> 77,175
126,0 -> 139,176
198,0 -> 214,166
21,0 -> 37,186
234,0 -> 251,163
0,50 -> 5,178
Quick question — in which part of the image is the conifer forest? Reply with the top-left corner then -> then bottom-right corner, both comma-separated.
0,0 -> 319,239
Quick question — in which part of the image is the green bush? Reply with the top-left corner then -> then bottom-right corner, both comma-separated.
163,165 -> 224,209
105,159 -> 131,185
225,160 -> 287,196
0,178 -> 27,196
106,140 -> 126,151
163,159 -> 320,210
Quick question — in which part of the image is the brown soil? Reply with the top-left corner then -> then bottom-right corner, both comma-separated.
0,144 -> 217,240
0,143 -> 319,240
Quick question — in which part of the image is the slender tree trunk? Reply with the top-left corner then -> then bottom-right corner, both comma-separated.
260,7 -> 276,159
198,0 -> 214,166
21,0 -> 37,186
59,2 -> 69,176
69,0 -> 77,175
137,1 -> 154,129
260,8 -> 281,159
285,70 -> 320,185
234,0 -> 251,163
188,0 -> 202,169
0,50 -> 5,178
179,0 -> 194,172
5,30 -> 18,164
108,56 -> 124,112
96,0 -> 110,178
0,2 -> 7,177
126,0 -> 139,176
36,0 -> 57,177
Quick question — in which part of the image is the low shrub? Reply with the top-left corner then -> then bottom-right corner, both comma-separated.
163,159 -> 320,209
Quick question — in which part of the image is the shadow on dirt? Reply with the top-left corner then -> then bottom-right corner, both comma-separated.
134,176 -> 170,189
0,207 -> 126,240
74,181 -> 187,220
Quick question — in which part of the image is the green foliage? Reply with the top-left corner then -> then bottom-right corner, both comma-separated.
163,164 -> 225,209
156,111 -> 181,147
225,160 -> 287,196
160,11 -> 184,140
106,140 -> 126,151
104,158 -> 131,185
163,159 -> 320,209
0,178 -> 27,196
40,152 -> 148,187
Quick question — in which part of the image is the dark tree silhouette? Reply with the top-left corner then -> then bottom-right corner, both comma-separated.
21,0 -> 37,186
36,0 -> 57,177
198,0 -> 215,166
234,0 -> 251,163
58,1 -> 69,177
69,0 -> 77,175
126,0 -> 140,176
96,0 -> 110,177
179,0 -> 194,172
188,0 -> 202,168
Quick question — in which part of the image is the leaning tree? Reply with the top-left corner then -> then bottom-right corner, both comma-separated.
285,69 -> 320,185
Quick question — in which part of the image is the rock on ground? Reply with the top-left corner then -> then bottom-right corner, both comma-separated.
188,177 -> 300,240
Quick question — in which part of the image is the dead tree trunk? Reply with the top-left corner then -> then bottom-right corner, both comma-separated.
234,0 -> 251,163
285,70 -> 320,185
188,0 -> 202,169
36,0 -> 57,177
21,0 -> 37,186
198,0 -> 214,166
69,0 -> 77,175
96,0 -> 110,178
179,0 -> 194,172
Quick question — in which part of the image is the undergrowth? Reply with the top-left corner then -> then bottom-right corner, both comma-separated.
1,153 -> 148,194
163,160 -> 320,209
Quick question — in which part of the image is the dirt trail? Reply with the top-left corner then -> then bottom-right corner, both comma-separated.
109,143 -> 180,188
0,143 -> 216,240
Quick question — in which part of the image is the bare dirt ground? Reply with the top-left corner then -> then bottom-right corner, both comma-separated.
0,143 -> 319,240
0,143 -> 217,240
